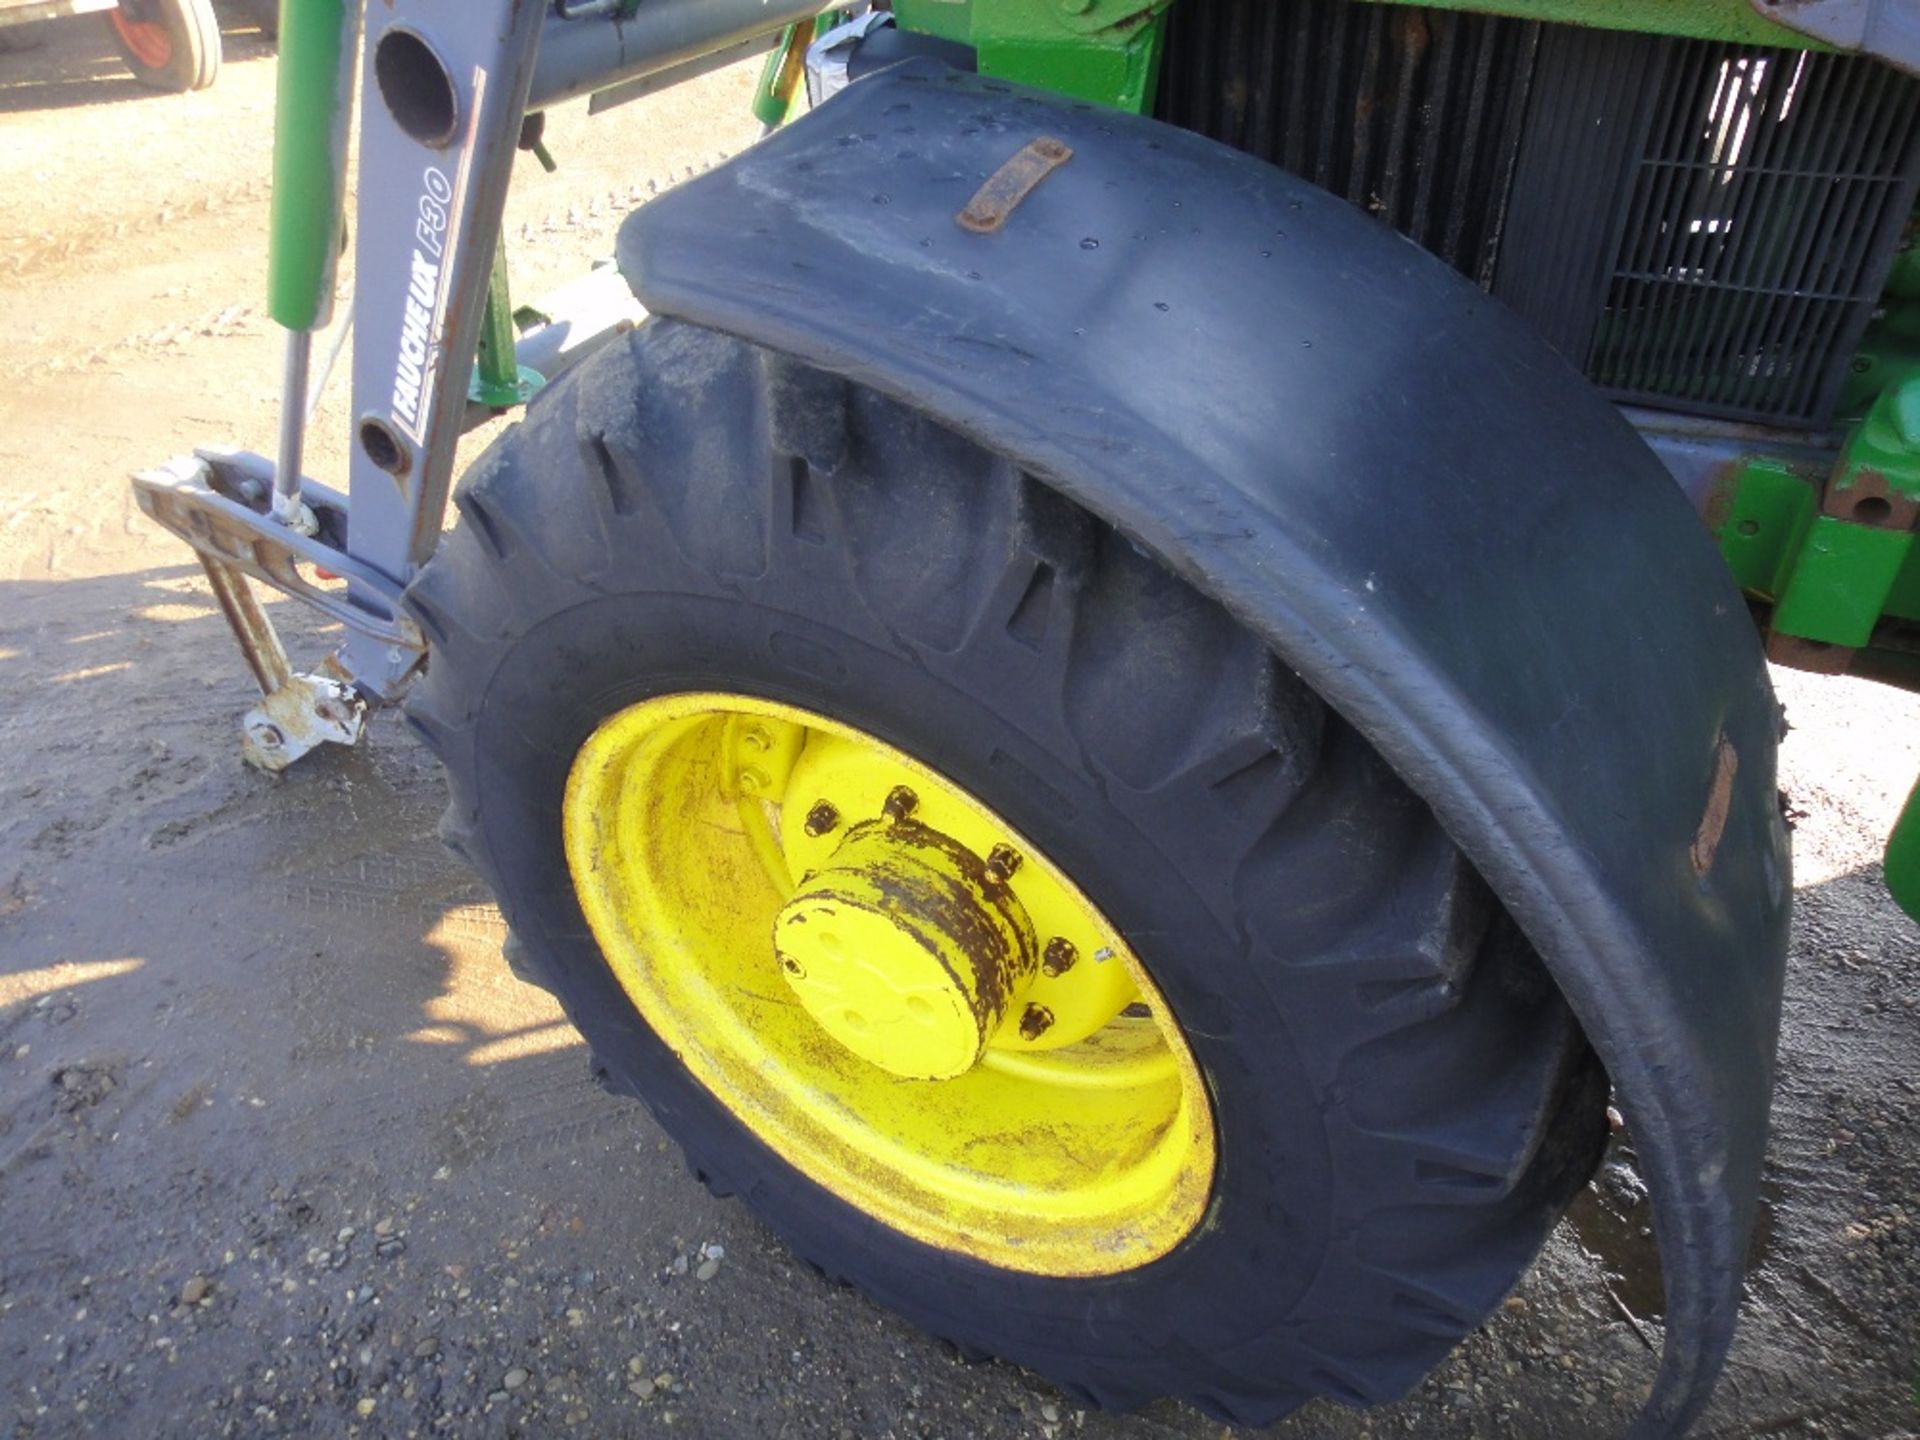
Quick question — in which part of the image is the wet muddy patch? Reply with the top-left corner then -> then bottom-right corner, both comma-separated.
1567,1136 -> 1779,1324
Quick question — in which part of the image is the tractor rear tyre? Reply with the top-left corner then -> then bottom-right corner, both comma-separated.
105,0 -> 218,92
404,320 -> 1609,1424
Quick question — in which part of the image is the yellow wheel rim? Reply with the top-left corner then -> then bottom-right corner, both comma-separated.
563,693 -> 1216,1276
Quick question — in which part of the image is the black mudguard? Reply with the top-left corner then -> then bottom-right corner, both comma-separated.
617,63 -> 1792,1436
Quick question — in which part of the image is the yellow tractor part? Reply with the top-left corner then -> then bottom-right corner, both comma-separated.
563,692 -> 1216,1276
773,808 -> 1040,1081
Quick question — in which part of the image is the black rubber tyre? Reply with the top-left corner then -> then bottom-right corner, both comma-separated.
405,320 -> 1609,1424
104,0 -> 219,92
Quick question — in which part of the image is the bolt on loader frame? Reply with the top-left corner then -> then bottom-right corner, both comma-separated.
132,0 -> 1920,1434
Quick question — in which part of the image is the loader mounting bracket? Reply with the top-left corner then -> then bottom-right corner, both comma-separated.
133,450 -> 425,704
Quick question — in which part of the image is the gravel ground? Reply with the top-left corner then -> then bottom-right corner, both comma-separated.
1,9 -> 1917,1439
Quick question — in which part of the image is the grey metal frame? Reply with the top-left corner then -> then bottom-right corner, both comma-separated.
134,0 -> 823,749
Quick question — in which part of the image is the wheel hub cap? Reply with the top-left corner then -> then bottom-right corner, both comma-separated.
773,811 -> 1037,1080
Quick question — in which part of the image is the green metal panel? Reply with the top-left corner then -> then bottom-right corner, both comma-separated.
892,0 -> 973,44
893,0 -> 1170,111
1886,540 -> 1920,621
1766,383 -> 1920,646
974,28 -> 1166,111
1831,373 -> 1920,510
267,0 -> 355,332
1719,380 -> 1920,650
892,0 -> 1824,68
1714,460 -> 1820,597
1772,517 -> 1914,646
1812,373 -> 1920,626
1888,779 -> 1920,923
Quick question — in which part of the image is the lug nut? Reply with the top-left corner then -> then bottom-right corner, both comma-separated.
738,766 -> 769,796
985,844 -> 1022,885
803,800 -> 840,838
1018,1003 -> 1054,1041
1041,937 -> 1077,977
883,785 -> 919,821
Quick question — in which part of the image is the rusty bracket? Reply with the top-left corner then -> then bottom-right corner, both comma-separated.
241,676 -> 365,772
1821,462 -> 1920,531
957,137 -> 1074,234
133,450 -> 413,769
196,555 -> 366,771
132,451 -> 419,655
1690,733 -> 1740,875
1763,376 -> 1920,673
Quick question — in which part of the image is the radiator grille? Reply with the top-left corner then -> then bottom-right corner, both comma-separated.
1155,0 -> 1920,429
1157,0 -> 1541,285
1589,43 -> 1920,424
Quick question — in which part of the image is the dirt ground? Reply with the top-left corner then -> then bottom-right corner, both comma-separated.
2,8 -> 1918,1439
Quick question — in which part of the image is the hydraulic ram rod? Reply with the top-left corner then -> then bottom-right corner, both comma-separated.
267,0 -> 355,525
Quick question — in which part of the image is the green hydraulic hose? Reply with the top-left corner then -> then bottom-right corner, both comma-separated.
268,0 -> 356,332
1889,778 -> 1920,924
